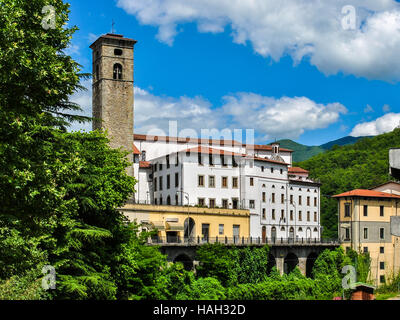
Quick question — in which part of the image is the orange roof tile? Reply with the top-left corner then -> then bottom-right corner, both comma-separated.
182,146 -> 245,157
139,161 -> 151,169
133,144 -> 141,155
250,156 -> 289,166
289,167 -> 309,174
333,189 -> 400,199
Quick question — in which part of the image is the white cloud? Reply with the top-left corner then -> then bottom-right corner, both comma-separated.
350,113 -> 400,136
69,82 -> 347,141
221,93 -> 347,140
117,0 -> 400,81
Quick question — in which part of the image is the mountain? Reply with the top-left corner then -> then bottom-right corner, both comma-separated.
297,128 -> 400,238
276,136 -> 372,162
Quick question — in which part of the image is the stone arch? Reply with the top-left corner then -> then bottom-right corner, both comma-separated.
306,252 -> 319,278
173,254 -> 193,271
284,252 -> 299,274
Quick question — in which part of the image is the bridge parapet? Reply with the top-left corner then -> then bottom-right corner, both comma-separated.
147,236 -> 339,247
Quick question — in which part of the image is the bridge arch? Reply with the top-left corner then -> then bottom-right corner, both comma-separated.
173,253 -> 194,271
284,252 -> 299,274
306,252 -> 319,278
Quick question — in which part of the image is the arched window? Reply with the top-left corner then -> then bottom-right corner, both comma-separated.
281,227 -> 285,232
113,63 -> 122,80
298,227 -> 303,232
167,196 -> 171,205
314,227 -> 318,232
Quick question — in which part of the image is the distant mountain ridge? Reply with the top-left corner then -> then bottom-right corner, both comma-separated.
272,136 -> 372,162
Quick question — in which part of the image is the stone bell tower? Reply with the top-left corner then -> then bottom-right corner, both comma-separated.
90,33 -> 137,176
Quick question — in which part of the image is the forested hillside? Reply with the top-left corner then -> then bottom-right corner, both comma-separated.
297,129 -> 400,238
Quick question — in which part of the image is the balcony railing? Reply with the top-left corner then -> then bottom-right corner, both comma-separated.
147,236 -> 339,246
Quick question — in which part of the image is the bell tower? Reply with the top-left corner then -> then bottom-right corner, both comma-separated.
90,33 -> 137,176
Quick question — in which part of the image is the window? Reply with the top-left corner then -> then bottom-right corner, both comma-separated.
222,177 -> 228,188
114,48 -> 123,56
380,206 -> 384,217
159,176 -> 163,191
314,212 -> 317,222
155,198 -> 158,205
95,64 -> 99,81
271,167 -> 274,173
344,204 -> 351,217
175,173 -> 179,188
272,209 -> 276,220
290,210 -> 293,221
314,197 -> 318,207
166,175 -> 170,189
166,155 -> 170,169
380,262 -> 385,270
380,275 -> 385,283
209,175 -> 215,188
198,153 -> 203,166
220,154 -> 227,167
281,210 -> 284,220
175,153 -> 179,166
232,177 -> 239,189
209,154 -> 214,166
363,205 -> 368,217
198,175 -> 205,187
159,163 -> 163,171
272,193 -> 275,203
113,63 -> 122,80
222,199 -> 228,209
290,195 -> 293,204
232,155 -> 238,168
159,196 -> 163,205
250,178 -> 254,186
249,200 -> 255,209
262,192 -> 266,202
307,196 -> 310,206
307,211 -> 310,222
167,196 -> 171,205
280,169 -> 283,175
175,194 -> 179,205
380,228 -> 385,240
154,162 -> 157,172
198,198 -> 205,206
262,208 -> 266,219
363,247 -> 368,253
281,194 -> 285,204
261,166 -> 265,172
380,247 -> 385,254
219,224 -> 224,235
209,199 -> 216,208
363,228 -> 368,239
299,211 -> 302,221
298,196 -> 302,205
154,177 -> 157,191
345,228 -> 350,240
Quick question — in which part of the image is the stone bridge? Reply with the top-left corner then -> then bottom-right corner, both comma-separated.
151,238 -> 340,277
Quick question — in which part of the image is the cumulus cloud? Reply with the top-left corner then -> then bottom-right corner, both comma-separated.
68,82 -> 347,141
117,0 -> 400,81
350,113 -> 400,136
221,93 -> 347,140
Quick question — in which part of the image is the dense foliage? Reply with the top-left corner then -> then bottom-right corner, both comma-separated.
297,129 -> 400,238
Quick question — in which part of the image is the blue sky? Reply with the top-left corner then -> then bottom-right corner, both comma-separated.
67,0 -> 400,146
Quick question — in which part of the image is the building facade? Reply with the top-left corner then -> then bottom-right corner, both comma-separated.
334,183 -> 400,286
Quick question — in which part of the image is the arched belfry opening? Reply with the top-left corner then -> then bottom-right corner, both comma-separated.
113,63 -> 123,80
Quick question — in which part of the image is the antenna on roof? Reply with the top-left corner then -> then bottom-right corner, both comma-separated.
111,19 -> 116,34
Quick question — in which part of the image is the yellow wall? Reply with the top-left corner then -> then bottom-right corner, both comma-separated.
122,204 -> 250,239
338,197 -> 400,286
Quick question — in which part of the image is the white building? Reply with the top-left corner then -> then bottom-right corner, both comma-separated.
132,134 -> 321,241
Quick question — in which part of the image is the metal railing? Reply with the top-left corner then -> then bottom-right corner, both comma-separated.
147,236 -> 339,246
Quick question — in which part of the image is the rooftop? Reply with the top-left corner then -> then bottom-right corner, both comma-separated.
333,189 -> 400,199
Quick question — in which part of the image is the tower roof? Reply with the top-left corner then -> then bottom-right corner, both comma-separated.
90,33 -> 137,49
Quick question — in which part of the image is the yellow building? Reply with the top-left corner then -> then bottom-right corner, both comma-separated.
121,203 -> 250,244
334,182 -> 400,286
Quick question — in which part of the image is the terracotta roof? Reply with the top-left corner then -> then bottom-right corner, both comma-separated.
182,146 -> 245,157
90,33 -> 137,48
134,134 -> 243,147
139,161 -> 151,169
133,144 -> 141,155
333,189 -> 400,199
289,167 -> 309,174
250,156 -> 289,166
243,144 -> 293,153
